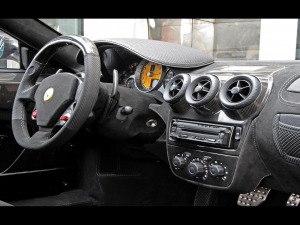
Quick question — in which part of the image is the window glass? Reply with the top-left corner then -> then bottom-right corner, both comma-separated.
296,19 -> 300,60
0,30 -> 20,69
39,19 -> 83,35
38,19 -> 300,61
148,19 -> 261,60
212,19 -> 261,60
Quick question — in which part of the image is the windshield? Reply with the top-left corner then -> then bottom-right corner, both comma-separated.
39,19 -> 300,61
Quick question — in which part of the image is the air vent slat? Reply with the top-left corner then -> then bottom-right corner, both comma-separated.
202,87 -> 209,92
239,93 -> 246,99
169,78 -> 184,97
226,80 -> 251,103
190,79 -> 211,101
240,86 -> 250,90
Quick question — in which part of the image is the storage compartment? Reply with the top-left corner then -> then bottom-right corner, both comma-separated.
273,114 -> 300,165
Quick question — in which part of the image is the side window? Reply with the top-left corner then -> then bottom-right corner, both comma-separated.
0,30 -> 20,69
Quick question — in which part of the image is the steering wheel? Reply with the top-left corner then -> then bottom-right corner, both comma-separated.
12,35 -> 101,150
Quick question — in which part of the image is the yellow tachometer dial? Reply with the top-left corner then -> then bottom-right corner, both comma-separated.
135,60 -> 165,92
140,62 -> 162,90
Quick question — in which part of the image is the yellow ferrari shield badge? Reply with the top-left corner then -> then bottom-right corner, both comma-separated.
44,88 -> 54,102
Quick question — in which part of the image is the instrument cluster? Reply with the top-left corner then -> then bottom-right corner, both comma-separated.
119,59 -> 176,93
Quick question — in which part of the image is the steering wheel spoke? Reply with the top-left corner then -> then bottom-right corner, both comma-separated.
74,81 -> 83,101
18,84 -> 39,103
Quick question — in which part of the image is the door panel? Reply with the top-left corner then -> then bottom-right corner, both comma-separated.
0,70 -> 24,112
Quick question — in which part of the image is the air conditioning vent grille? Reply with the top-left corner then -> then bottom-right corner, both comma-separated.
219,74 -> 261,110
192,80 -> 211,101
169,78 -> 183,97
226,80 -> 251,103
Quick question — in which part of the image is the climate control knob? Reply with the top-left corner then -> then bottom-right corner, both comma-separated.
187,162 -> 205,177
209,164 -> 225,177
172,156 -> 187,169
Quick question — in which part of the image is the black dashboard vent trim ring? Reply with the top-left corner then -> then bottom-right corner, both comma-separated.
163,73 -> 191,104
219,74 -> 261,110
185,74 -> 220,107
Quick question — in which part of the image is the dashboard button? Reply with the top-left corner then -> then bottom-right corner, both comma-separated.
172,156 -> 187,169
235,127 -> 242,141
209,164 -> 225,177
203,156 -> 213,163
207,138 -> 216,142
187,162 -> 205,177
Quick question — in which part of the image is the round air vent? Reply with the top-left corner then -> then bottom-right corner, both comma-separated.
163,74 -> 191,104
169,78 -> 183,97
185,75 -> 220,107
219,74 -> 261,109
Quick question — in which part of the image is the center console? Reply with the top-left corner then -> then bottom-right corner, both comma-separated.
161,65 -> 282,189
167,119 -> 241,187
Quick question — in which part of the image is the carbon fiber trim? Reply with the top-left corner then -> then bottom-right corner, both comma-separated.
193,186 -> 219,206
95,38 -> 214,68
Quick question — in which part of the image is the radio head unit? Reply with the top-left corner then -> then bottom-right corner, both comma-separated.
169,119 -> 236,148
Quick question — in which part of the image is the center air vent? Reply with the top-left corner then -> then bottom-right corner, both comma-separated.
169,78 -> 183,97
219,74 -> 261,109
163,74 -> 191,104
192,80 -> 211,100
227,80 -> 251,103
185,75 -> 220,107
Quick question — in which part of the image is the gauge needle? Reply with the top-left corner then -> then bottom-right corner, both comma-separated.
141,62 -> 162,89
144,76 -> 159,88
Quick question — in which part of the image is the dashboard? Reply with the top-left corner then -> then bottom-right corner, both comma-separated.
91,39 -> 300,195
6,19 -> 300,205
1,35 -> 300,196
97,41 -> 199,95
